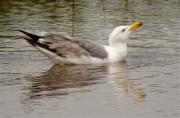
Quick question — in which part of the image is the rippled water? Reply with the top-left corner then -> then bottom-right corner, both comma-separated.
0,0 -> 179,118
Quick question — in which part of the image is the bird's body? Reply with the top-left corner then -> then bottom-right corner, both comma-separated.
17,22 -> 142,64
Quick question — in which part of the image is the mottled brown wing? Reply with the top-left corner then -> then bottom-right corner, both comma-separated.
41,33 -> 108,59
17,30 -> 108,59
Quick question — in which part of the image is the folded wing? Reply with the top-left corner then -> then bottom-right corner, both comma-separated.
17,30 -> 108,59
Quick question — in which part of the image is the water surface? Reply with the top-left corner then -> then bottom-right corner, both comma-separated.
0,0 -> 179,118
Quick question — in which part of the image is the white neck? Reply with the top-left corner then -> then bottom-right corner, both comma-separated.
109,40 -> 127,47
110,42 -> 127,52
108,33 -> 127,52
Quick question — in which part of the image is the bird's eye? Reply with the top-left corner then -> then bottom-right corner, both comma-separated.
122,29 -> 125,32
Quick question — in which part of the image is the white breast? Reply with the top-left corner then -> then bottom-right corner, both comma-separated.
104,44 -> 127,63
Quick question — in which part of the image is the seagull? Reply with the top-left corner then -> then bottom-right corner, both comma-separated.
17,22 -> 142,64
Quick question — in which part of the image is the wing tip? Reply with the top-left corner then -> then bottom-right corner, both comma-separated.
17,29 -> 41,41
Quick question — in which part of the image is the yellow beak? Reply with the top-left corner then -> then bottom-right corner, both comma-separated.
129,22 -> 142,31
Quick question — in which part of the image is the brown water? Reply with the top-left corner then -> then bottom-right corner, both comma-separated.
0,0 -> 179,118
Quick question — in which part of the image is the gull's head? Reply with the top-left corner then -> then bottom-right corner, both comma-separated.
109,22 -> 142,46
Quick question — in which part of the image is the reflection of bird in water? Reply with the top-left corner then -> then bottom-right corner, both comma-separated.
25,64 -> 108,99
24,62 -> 146,102
22,62 -> 146,113
22,64 -> 109,113
108,61 -> 146,102
108,61 -> 131,93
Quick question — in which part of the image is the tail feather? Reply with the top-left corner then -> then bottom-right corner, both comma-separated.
17,30 -> 56,53
17,30 -> 41,41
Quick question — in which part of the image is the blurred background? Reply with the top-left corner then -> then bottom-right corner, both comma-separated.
0,0 -> 179,118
